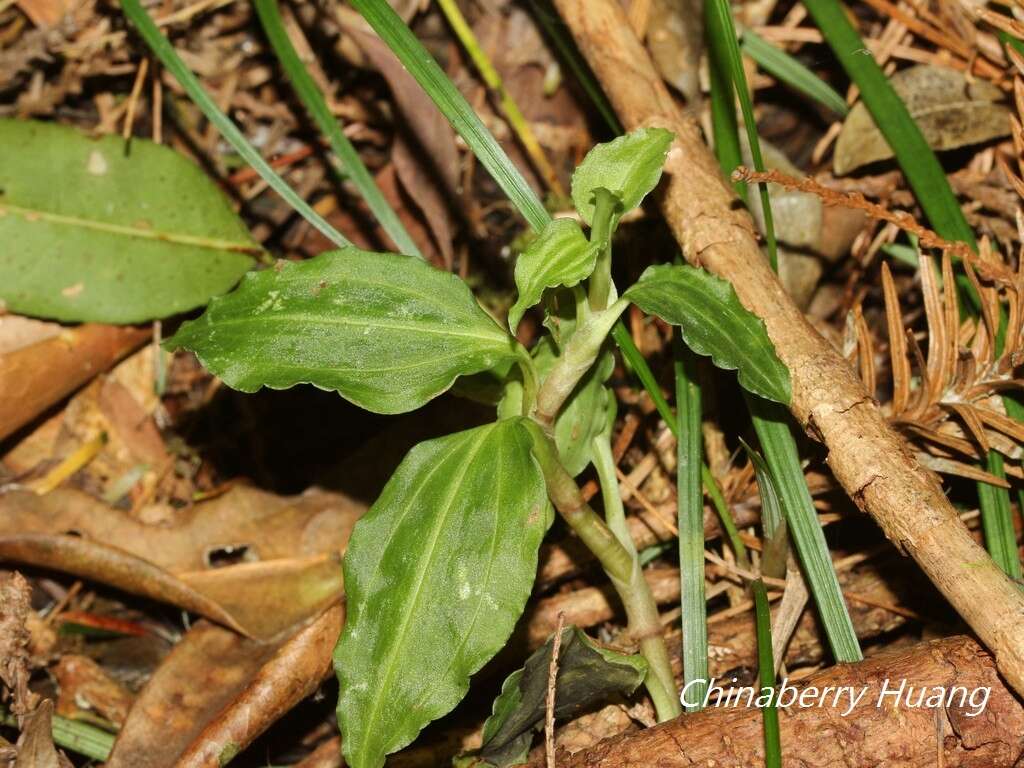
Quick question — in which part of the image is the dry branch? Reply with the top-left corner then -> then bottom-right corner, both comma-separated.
553,636 -> 1024,767
551,0 -> 1024,695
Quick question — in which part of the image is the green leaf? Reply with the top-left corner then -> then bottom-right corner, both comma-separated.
625,264 -> 791,404
740,29 -> 848,117
570,127 -> 674,226
0,119 -> 256,323
334,419 -> 552,768
466,626 -> 647,768
509,218 -> 600,333
167,248 -> 518,414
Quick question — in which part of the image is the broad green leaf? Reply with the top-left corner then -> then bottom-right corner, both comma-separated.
625,264 -> 791,405
570,127 -> 674,226
460,626 -> 647,768
498,337 -> 612,476
335,419 -> 552,768
167,248 -> 518,415
0,119 -> 256,323
509,218 -> 599,333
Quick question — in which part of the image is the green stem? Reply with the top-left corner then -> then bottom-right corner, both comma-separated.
587,188 -> 618,311
534,298 -> 628,427
525,422 -> 681,721
592,422 -> 634,551
515,344 -> 540,417
752,579 -> 782,767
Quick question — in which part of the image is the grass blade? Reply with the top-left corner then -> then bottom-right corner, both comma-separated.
805,0 -> 1021,579
752,579 -> 782,768
706,0 -> 778,270
2,708 -> 114,762
253,0 -> 421,257
350,0 -> 550,233
709,0 -> 861,660
674,336 -> 707,712
740,29 -> 848,117
120,0 -> 349,249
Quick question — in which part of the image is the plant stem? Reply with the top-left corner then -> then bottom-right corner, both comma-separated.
592,424 -> 633,550
436,0 -> 565,198
525,421 -> 681,721
534,298 -> 628,428
515,343 -> 540,417
587,187 -> 618,311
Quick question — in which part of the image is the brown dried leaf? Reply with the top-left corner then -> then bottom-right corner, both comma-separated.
0,485 -> 361,572
105,622 -> 276,768
174,605 -> 343,768
52,655 -> 133,727
0,533 -> 248,635
834,64 -> 1011,175
13,701 -> 67,768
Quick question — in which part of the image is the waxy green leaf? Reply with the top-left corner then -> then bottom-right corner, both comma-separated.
167,248 -> 518,414
335,419 -> 551,768
509,218 -> 599,333
625,264 -> 791,404
0,119 -> 256,323
570,127 -> 674,226
464,626 -> 647,767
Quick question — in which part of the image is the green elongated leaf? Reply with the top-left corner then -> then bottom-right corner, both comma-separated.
740,30 -> 848,117
570,128 -> 674,226
752,579 -> 782,768
463,625 -> 647,768
746,394 -> 862,662
334,419 -> 552,768
510,218 -> 600,333
674,338 -> 707,712
166,248 -> 518,414
625,264 -> 791,405
252,0 -> 420,257
120,0 -> 348,249
0,119 -> 255,323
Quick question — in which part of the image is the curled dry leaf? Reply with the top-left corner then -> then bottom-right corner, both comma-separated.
0,486 -> 358,637
175,604 -> 343,768
13,700 -> 68,768
834,64 -> 1011,175
52,655 -> 133,727
0,323 -> 148,442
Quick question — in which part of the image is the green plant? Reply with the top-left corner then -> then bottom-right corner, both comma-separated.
167,127 -> 791,768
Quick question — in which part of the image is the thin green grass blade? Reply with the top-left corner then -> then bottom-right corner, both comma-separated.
805,0 -> 1021,579
706,0 -> 778,271
740,29 -> 848,117
674,336 -> 707,712
710,0 -> 860,660
1,708 -> 113,762
746,394 -> 861,660
120,0 -> 348,248
349,0 -> 549,232
253,0 -> 420,257
752,579 -> 782,768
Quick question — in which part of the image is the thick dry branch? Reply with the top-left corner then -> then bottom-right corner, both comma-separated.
552,0 -> 1024,695
556,636 -> 1024,767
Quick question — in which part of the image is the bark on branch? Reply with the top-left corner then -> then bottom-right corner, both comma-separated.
551,0 -> 1024,695
555,636 -> 1024,767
